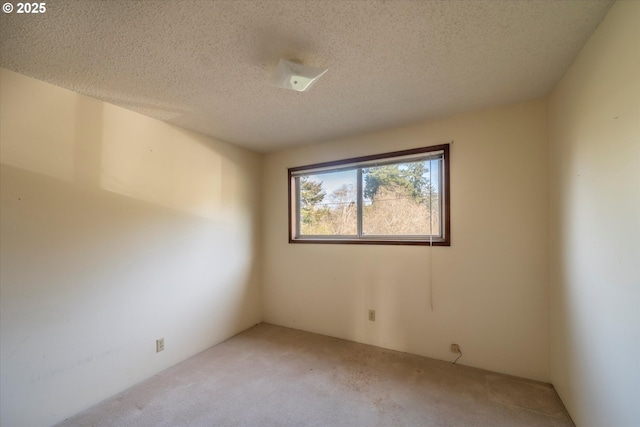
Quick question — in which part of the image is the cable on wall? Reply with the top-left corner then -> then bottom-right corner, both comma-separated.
453,348 -> 462,364
429,151 -> 434,311
427,140 -> 452,311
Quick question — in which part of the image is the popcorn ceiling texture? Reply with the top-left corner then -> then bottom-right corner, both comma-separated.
0,0 -> 613,152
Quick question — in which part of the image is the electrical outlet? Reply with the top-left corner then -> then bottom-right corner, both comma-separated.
450,343 -> 460,353
156,338 -> 165,353
368,309 -> 376,321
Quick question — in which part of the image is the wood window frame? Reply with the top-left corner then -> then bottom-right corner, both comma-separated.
288,144 -> 451,246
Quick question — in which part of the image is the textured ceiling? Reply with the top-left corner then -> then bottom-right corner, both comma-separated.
0,0 -> 613,152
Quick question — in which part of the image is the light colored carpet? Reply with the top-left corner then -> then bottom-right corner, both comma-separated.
57,323 -> 574,426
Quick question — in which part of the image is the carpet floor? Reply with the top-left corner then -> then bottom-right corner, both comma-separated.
57,323 -> 574,426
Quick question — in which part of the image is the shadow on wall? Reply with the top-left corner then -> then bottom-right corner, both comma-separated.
0,69 -> 261,426
0,75 -> 246,222
0,69 -> 261,325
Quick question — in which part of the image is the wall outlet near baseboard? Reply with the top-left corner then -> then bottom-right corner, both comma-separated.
156,338 -> 165,353
368,309 -> 376,321
450,343 -> 460,353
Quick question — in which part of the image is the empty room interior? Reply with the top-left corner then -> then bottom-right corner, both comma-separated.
0,1 -> 638,426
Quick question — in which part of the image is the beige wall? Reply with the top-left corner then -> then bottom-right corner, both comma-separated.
0,69 -> 262,427
4,2 -> 637,423
262,99 -> 550,381
548,2 -> 640,426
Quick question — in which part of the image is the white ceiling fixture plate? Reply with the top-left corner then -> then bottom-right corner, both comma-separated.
269,59 -> 328,92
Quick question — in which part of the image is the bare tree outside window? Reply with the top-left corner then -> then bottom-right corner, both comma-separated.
289,145 -> 450,246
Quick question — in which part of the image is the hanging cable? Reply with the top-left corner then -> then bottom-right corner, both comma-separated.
453,348 -> 462,364
429,152 -> 434,311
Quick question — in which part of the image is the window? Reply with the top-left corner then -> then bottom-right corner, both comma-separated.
288,144 -> 450,245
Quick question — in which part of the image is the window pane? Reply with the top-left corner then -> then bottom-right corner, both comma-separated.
362,159 -> 441,236
298,169 -> 357,236
289,144 -> 450,245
